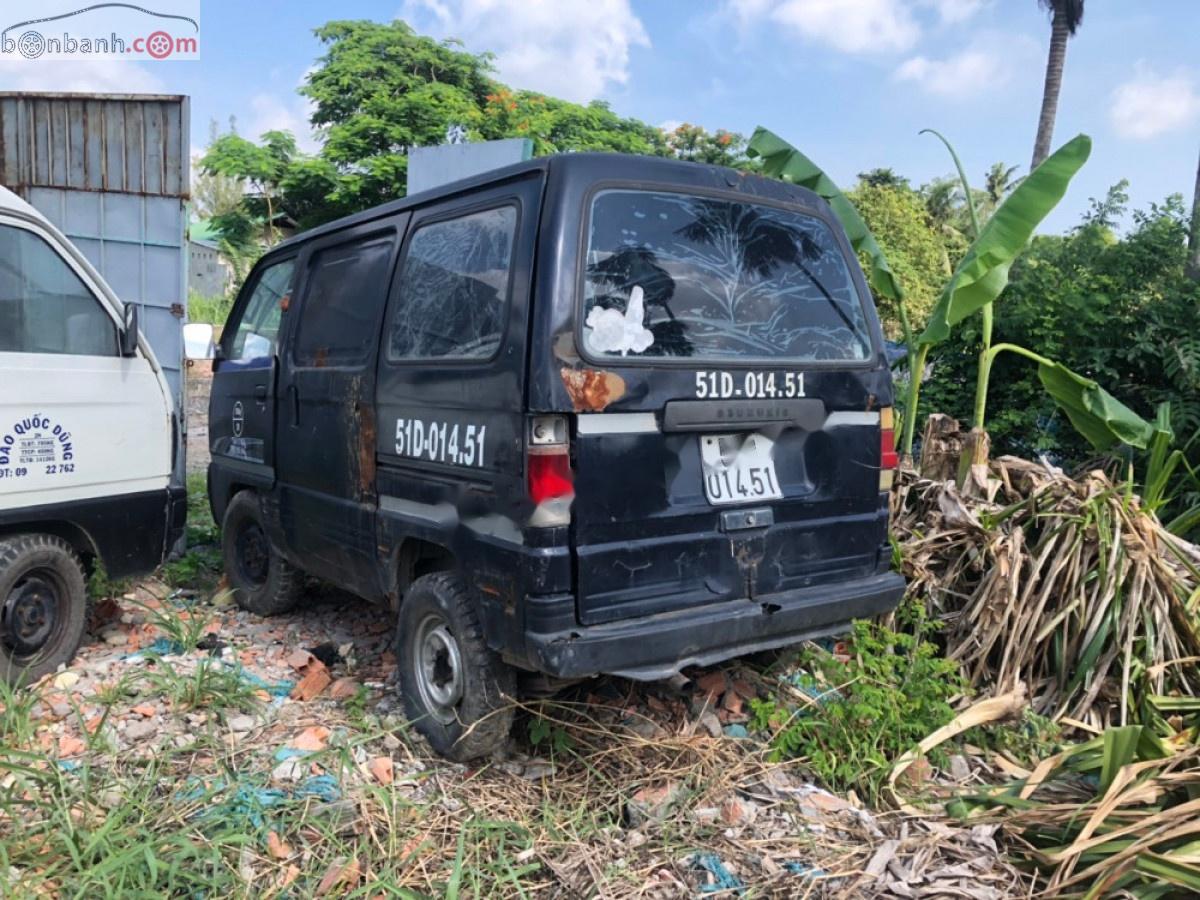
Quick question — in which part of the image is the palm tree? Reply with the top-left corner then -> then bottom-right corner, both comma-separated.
1031,0 -> 1085,170
980,162 -> 1021,219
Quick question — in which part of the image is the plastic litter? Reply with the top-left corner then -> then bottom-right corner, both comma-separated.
237,667 -> 295,699
784,861 -> 828,878
691,853 -> 745,895
723,724 -> 750,740
295,774 -> 341,803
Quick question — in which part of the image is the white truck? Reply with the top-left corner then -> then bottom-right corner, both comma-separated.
0,185 -> 185,685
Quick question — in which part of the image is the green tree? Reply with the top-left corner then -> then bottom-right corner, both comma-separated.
663,123 -> 749,168
207,19 -> 700,231
980,161 -> 1021,218
479,87 -> 666,156
1032,0 -> 1085,169
200,129 -> 299,246
847,178 -> 953,337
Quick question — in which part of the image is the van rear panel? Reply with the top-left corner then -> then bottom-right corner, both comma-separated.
529,156 -> 897,636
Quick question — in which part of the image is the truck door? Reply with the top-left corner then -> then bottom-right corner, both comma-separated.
274,219 -> 404,598
373,175 -> 542,606
210,256 -> 296,488
566,188 -> 893,625
0,215 -> 174,571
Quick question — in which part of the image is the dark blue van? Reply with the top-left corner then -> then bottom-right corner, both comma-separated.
200,153 -> 905,759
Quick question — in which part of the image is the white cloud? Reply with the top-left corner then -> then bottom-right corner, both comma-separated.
0,58 -> 163,93
245,92 -> 320,153
1109,67 -> 1200,140
730,0 -> 920,54
401,0 -> 649,102
894,48 -> 1006,98
916,0 -> 988,25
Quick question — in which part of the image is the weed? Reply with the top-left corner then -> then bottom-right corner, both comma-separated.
965,709 -> 1062,767
86,559 -> 130,602
750,603 -> 967,802
528,712 -> 574,755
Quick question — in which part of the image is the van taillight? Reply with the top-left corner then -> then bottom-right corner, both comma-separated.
879,406 -> 898,490
528,416 -> 573,526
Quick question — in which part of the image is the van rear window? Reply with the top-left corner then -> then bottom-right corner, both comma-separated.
582,190 -> 872,362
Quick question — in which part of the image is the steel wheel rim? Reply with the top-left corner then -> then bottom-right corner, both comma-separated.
2,568 -> 64,661
235,519 -> 270,588
411,613 -> 465,725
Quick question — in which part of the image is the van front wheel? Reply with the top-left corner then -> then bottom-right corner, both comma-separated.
396,572 -> 515,761
0,534 -> 88,687
221,491 -> 299,616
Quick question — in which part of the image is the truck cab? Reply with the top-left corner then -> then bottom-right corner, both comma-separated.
197,153 -> 905,760
0,186 -> 185,685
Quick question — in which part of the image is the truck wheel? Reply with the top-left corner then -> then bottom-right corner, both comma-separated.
397,572 -> 515,761
222,491 -> 299,616
0,534 -> 88,687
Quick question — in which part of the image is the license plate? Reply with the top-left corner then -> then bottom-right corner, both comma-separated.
700,433 -> 783,506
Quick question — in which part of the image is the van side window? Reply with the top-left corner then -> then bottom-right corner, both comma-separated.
0,224 -> 118,356
388,206 -> 516,361
294,234 -> 394,367
229,259 -> 295,361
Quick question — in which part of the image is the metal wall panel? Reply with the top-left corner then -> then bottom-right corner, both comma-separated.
0,93 -> 189,197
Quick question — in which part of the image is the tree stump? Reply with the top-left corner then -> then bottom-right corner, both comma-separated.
919,414 -> 964,482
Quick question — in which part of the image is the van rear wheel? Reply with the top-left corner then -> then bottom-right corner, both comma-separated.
222,491 -> 300,616
0,534 -> 88,687
396,572 -> 515,761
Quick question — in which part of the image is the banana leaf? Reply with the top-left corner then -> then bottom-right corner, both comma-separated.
918,134 -> 1092,346
747,127 -> 903,303
1038,360 -> 1155,450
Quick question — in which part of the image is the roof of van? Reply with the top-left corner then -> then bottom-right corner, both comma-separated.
0,185 -> 46,221
270,152 -> 829,253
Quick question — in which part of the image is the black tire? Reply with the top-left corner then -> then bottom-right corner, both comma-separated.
396,572 -> 516,761
221,491 -> 300,616
0,533 -> 88,687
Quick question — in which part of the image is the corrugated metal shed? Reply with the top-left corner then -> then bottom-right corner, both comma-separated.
0,93 -> 188,196
0,92 -> 189,481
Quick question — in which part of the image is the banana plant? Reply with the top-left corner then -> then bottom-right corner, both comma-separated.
747,127 -> 1154,465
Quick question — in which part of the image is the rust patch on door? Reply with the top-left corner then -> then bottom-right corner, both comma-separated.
347,374 -> 377,499
560,367 -> 626,412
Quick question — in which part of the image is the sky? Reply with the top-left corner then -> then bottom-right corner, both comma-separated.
1,0 -> 1197,233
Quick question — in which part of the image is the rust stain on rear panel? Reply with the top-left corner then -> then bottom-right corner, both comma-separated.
560,367 -> 626,412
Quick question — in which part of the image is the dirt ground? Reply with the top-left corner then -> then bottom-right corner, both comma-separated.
0,369 -> 1030,896
186,361 -> 213,474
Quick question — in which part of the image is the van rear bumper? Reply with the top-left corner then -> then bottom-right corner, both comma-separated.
522,571 -> 906,681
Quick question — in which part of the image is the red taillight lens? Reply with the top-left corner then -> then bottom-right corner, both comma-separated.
528,450 -> 573,505
880,429 -> 899,471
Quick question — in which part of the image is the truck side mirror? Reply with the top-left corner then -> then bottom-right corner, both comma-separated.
120,303 -> 139,357
183,322 -> 217,361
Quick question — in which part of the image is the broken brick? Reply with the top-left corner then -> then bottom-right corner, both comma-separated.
315,857 -> 360,896
285,648 -> 315,671
132,704 -> 156,718
290,662 -> 331,701
329,677 -> 360,701
694,670 -> 727,701
58,735 -> 85,757
731,679 -> 757,700
290,726 -> 330,752
266,830 -> 293,859
368,756 -> 394,785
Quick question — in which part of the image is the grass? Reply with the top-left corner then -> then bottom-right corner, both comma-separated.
0,474 -> 1035,896
161,473 -> 224,591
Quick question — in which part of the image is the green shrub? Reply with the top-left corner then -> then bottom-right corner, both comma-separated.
751,605 -> 966,801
